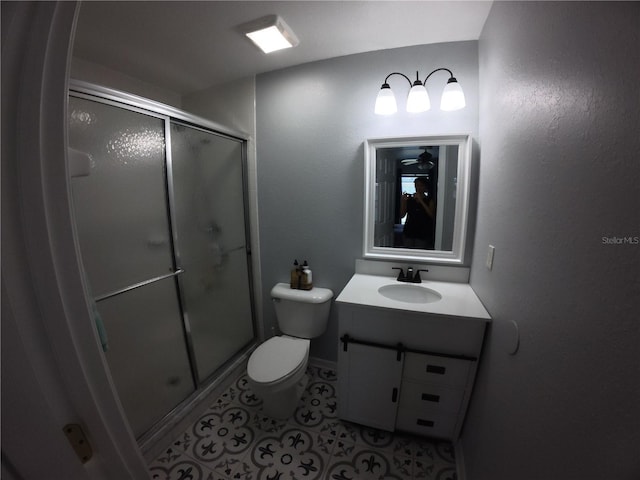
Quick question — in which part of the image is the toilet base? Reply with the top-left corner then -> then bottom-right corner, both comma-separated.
260,373 -> 309,420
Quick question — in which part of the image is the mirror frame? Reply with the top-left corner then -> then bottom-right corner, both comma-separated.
363,134 -> 472,265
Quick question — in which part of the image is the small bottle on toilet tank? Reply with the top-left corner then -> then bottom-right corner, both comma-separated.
290,260 -> 300,289
301,261 -> 313,290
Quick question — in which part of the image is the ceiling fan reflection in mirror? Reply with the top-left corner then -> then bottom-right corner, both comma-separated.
400,148 -> 435,170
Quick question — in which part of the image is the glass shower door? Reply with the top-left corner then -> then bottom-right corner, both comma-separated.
68,96 -> 195,437
169,123 -> 255,382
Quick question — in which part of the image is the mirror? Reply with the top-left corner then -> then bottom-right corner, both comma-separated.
364,134 -> 471,264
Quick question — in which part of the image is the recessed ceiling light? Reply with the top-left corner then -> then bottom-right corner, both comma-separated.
242,15 -> 299,54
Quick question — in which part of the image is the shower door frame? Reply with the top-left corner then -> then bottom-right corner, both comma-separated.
68,80 -> 258,439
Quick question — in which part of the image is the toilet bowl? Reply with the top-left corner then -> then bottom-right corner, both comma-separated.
246,283 -> 333,419
247,335 -> 310,419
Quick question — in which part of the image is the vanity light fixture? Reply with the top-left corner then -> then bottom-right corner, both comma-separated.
243,15 -> 299,54
374,68 -> 466,115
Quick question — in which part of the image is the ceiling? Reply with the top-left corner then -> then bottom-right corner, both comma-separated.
73,1 -> 493,96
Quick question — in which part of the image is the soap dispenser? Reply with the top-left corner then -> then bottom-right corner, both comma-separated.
301,261 -> 313,290
290,260 -> 300,289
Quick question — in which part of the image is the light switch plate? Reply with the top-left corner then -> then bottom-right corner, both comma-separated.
486,245 -> 495,270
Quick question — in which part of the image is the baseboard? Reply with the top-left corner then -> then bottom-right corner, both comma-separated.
454,439 -> 466,480
309,356 -> 337,371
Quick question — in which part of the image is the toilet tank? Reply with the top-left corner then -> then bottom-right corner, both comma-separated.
271,283 -> 333,338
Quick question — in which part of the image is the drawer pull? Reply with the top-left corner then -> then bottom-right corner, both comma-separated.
421,393 -> 440,403
416,418 -> 434,427
426,364 -> 446,375
391,387 -> 398,403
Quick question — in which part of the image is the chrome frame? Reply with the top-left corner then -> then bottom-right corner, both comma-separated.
69,80 -> 248,141
163,118 -> 202,385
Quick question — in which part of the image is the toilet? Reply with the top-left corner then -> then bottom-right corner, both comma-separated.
247,283 -> 333,419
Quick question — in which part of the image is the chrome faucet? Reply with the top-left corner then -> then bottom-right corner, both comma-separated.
392,267 -> 429,283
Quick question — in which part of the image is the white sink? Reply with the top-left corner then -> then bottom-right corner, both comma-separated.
377,284 -> 442,304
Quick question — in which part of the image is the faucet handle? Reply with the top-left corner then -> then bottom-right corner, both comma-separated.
392,267 -> 405,281
413,269 -> 429,283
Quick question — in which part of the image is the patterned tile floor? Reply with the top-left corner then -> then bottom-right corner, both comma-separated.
149,365 -> 457,480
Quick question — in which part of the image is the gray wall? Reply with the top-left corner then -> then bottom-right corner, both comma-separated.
256,41 -> 479,361
465,2 -> 640,479
183,76 -> 256,137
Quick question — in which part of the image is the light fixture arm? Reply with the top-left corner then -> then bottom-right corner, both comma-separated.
382,72 -> 415,88
383,68 -> 455,87
422,67 -> 455,84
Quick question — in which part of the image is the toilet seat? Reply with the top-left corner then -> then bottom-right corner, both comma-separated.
247,336 -> 309,385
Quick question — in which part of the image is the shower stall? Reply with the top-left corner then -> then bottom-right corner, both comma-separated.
67,82 -> 256,440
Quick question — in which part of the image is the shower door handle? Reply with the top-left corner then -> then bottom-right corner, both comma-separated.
223,245 -> 245,255
212,244 -> 246,267
218,244 -> 246,259
95,269 -> 184,302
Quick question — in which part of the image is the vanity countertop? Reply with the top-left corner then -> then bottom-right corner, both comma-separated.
336,273 -> 491,321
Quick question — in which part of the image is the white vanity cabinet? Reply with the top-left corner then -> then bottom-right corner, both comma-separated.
336,302 -> 488,441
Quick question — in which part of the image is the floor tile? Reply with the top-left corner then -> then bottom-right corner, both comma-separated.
149,365 -> 457,480
149,447 -> 224,480
291,378 -> 338,431
325,443 -> 410,480
174,404 -> 257,478
231,427 -> 334,480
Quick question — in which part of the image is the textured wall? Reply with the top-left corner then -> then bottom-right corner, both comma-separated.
255,42 -> 479,361
465,2 -> 640,479
183,77 -> 256,137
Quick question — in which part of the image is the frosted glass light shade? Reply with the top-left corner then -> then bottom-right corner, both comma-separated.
406,84 -> 430,113
244,16 -> 299,54
440,79 -> 466,111
375,85 -> 397,115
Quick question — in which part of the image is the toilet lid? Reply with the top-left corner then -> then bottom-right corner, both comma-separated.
247,336 -> 309,384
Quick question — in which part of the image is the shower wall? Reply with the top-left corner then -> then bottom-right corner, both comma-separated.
68,88 -> 256,437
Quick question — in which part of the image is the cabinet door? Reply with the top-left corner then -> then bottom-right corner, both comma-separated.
337,343 -> 403,431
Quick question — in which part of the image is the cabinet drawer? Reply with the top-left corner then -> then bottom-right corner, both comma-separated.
398,380 -> 465,415
395,408 -> 457,439
403,352 -> 471,388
